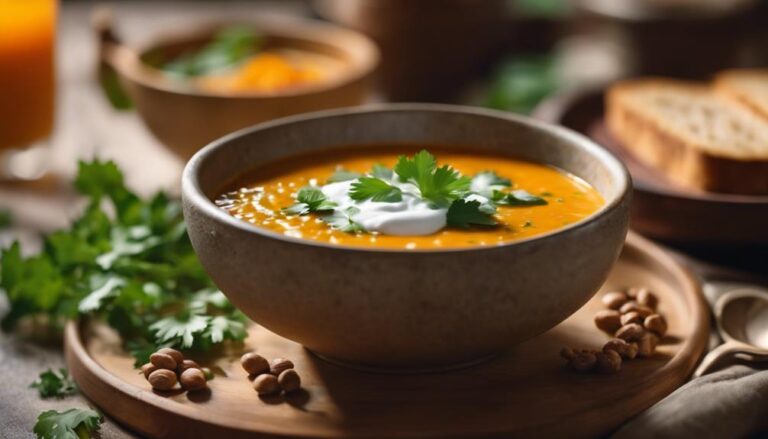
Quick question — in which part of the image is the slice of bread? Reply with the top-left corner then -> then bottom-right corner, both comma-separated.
606,78 -> 768,194
715,69 -> 768,122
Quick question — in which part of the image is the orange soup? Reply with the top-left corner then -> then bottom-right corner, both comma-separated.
217,148 -> 604,249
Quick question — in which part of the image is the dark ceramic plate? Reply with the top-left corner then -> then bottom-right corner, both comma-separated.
534,87 -> 768,245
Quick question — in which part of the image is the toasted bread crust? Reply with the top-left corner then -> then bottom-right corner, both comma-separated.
606,79 -> 768,194
715,70 -> 768,122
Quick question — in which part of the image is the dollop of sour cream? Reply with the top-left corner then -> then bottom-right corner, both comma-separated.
320,176 -> 493,236
321,178 -> 448,236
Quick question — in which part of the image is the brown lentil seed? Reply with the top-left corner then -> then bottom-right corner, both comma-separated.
270,358 -> 294,376
602,291 -> 629,310
616,323 -> 645,342
594,310 -> 622,333
278,369 -> 301,393
180,368 -> 207,391
636,289 -> 659,310
141,363 -> 158,379
157,347 -> 184,365
644,314 -> 668,337
148,369 -> 177,390
176,359 -> 201,375
241,352 -> 270,376
620,311 -> 643,326
150,352 -> 177,371
596,350 -> 622,374
253,374 -> 281,396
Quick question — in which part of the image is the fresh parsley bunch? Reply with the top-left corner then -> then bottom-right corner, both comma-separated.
0,160 -> 247,365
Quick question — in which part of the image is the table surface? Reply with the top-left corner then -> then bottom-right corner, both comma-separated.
1,1 -> 766,438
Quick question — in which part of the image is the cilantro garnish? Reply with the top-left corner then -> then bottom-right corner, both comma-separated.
494,189 -> 548,206
33,408 -> 102,439
446,199 -> 497,228
321,207 -> 365,233
30,368 -> 77,398
326,168 -> 362,183
394,150 -> 471,206
0,160 -> 248,366
278,150 -> 551,236
349,177 -> 403,202
282,186 -> 337,215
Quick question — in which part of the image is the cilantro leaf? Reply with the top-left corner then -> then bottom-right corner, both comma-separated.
163,26 -> 260,77
282,187 -> 336,215
427,166 -> 471,206
326,168 -> 362,183
349,177 -> 403,202
150,314 -> 210,349
74,160 -> 125,202
394,150 -> 470,206
371,164 -> 393,180
205,314 -> 247,344
34,408 -> 102,439
394,149 -> 436,187
494,189 -> 548,206
446,199 -> 497,228
321,207 -> 365,233
30,368 -> 77,398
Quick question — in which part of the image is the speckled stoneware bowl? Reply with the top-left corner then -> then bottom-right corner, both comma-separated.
182,104 -> 631,371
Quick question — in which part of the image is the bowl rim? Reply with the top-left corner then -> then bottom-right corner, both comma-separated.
112,16 -> 380,99
182,103 -> 631,254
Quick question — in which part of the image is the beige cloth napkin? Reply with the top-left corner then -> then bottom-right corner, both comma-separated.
613,365 -> 768,438
613,282 -> 768,438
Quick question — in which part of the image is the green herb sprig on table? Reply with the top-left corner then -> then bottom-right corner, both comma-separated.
30,368 -> 77,398
0,160 -> 248,366
33,408 -> 102,439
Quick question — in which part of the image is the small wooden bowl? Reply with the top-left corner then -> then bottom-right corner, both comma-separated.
94,11 -> 379,159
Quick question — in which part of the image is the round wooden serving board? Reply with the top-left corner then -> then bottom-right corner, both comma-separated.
65,233 -> 709,438
534,88 -> 768,245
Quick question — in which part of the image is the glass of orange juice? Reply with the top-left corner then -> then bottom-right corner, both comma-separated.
0,0 -> 56,180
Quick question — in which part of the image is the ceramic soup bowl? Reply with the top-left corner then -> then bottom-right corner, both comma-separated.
182,104 -> 631,370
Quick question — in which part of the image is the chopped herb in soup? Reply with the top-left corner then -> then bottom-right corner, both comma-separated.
216,148 -> 604,249
159,26 -> 337,93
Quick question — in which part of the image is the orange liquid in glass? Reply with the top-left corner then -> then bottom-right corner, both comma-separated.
0,0 -> 56,149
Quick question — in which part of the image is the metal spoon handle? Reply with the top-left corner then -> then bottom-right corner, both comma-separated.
693,343 -> 745,378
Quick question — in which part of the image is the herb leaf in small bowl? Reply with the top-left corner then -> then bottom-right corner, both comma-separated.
163,25 -> 261,77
